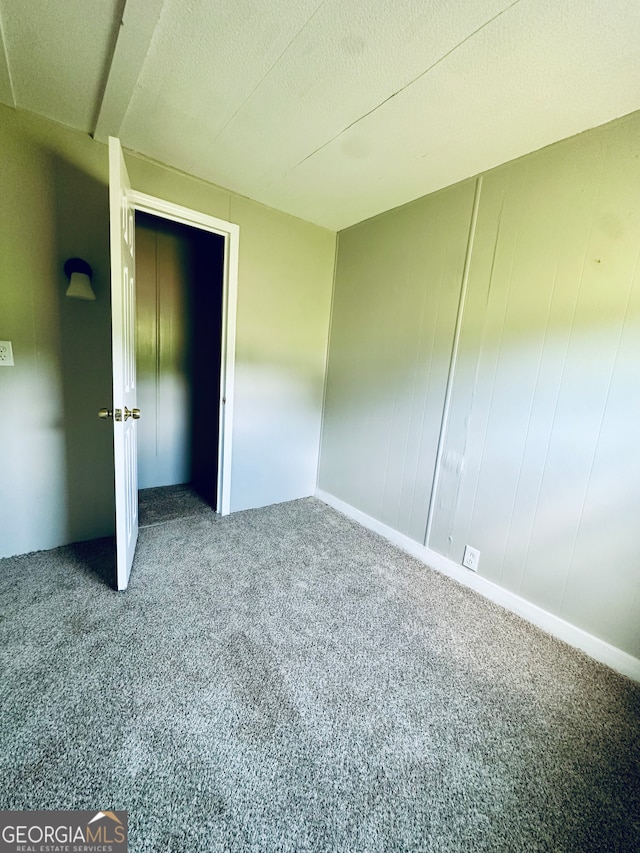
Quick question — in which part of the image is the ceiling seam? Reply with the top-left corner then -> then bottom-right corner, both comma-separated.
186,0 -> 331,174
90,0 -> 130,137
109,0 -> 167,139
262,0 -> 525,190
0,5 -> 16,107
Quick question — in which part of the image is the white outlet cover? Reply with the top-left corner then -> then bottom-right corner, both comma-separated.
462,545 -> 480,572
0,341 -> 14,366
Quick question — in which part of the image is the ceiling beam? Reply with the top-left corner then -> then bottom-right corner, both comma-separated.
93,0 -> 165,142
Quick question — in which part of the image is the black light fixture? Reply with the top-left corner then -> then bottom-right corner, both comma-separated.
64,258 -> 96,301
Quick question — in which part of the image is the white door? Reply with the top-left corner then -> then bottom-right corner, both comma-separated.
109,137 -> 138,590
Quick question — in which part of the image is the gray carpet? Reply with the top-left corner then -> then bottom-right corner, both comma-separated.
0,498 -> 638,852
138,483 -> 213,527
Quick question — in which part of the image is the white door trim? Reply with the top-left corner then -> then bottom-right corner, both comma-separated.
129,189 -> 239,516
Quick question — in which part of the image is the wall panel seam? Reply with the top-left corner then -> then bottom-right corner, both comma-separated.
315,231 -> 339,489
424,176 -> 483,548
0,8 -> 16,107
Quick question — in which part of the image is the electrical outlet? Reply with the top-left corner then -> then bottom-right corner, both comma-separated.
462,545 -> 480,572
0,341 -> 14,366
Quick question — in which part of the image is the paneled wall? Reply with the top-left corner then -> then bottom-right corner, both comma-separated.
431,116 -> 640,656
320,181 -> 476,541
319,111 -> 640,658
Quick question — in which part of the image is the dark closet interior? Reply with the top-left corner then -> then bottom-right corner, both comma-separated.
135,211 -> 225,510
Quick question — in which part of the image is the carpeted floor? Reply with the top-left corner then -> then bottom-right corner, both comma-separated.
138,483 -> 214,528
0,497 -> 638,852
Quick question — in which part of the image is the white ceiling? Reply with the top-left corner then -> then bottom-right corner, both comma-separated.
1,0 -> 639,230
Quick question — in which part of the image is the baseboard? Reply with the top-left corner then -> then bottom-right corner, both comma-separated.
315,489 -> 640,683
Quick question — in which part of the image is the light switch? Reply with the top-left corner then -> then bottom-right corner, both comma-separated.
0,341 -> 15,366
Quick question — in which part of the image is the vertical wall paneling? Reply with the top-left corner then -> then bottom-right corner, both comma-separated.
320,111 -> 640,658
136,213 -> 189,488
318,179 -> 477,541
429,118 -> 640,655
559,250 -> 640,654
423,176 -> 483,548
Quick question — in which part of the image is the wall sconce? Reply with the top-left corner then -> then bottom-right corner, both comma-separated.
64,258 -> 96,301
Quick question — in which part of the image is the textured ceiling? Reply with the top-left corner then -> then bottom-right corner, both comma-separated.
1,0 -> 640,230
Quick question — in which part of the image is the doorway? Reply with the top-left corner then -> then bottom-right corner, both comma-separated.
135,211 -> 225,524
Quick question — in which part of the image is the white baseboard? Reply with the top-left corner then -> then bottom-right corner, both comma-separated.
315,489 -> 640,683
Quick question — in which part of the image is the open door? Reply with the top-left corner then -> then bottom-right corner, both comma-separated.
108,136 -> 139,590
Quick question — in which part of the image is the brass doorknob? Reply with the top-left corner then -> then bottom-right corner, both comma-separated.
124,407 -> 141,420
98,408 -> 113,419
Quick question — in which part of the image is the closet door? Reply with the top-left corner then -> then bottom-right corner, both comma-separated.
108,137 -> 139,590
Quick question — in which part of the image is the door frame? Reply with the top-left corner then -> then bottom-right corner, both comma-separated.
129,189 -> 239,515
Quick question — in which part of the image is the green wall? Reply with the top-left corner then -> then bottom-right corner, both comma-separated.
3,97 -> 638,661
0,107 -> 114,556
320,179 -> 476,541
319,111 -> 640,658
0,104 -> 335,558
